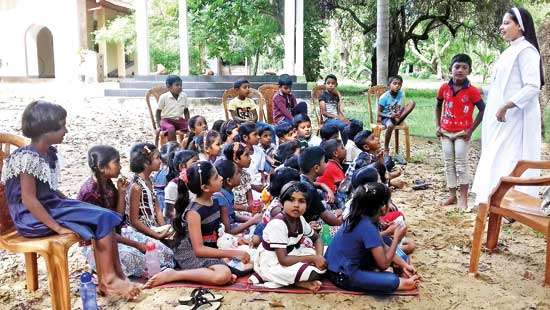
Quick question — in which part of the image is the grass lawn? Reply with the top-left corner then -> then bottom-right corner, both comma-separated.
320,83 -> 549,142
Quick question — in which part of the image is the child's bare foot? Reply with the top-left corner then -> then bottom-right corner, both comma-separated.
390,179 -> 406,189
440,196 -> 457,206
230,274 -> 238,284
397,274 -> 420,291
296,280 -> 322,293
144,268 -> 177,288
99,277 -> 141,300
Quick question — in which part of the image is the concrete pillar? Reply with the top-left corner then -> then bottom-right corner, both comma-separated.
179,0 -> 190,75
135,0 -> 150,75
116,42 -> 126,78
295,0 -> 304,76
97,8 -> 108,78
284,0 -> 296,74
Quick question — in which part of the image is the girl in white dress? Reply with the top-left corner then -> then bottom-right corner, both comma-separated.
472,7 -> 544,205
249,181 -> 326,292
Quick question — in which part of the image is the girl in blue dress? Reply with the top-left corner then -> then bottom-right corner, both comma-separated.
1,100 -> 140,299
325,182 -> 420,293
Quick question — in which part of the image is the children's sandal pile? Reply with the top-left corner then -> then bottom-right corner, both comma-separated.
177,288 -> 223,310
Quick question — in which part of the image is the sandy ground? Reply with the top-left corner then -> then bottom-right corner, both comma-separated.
1,81 -> 549,309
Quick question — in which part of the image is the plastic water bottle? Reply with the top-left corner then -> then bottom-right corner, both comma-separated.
80,272 -> 98,310
145,241 -> 161,277
320,224 -> 332,246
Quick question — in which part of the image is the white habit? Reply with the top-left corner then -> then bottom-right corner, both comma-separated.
472,36 -> 542,204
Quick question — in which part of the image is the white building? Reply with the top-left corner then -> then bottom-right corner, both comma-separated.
0,0 -> 131,81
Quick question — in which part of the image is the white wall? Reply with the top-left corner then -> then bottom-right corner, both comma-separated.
0,0 -> 86,80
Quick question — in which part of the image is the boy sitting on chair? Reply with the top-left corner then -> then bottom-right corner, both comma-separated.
377,75 -> 415,154
156,75 -> 190,142
228,79 -> 258,123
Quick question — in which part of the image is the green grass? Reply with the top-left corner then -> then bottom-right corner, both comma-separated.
328,84 -> 481,139
310,82 -> 549,142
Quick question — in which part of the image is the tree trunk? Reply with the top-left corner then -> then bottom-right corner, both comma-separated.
253,49 -> 260,75
376,0 -> 389,85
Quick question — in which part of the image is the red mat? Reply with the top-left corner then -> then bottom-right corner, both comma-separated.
144,276 -> 419,297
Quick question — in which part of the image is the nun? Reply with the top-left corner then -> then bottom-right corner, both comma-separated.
472,7 -> 545,205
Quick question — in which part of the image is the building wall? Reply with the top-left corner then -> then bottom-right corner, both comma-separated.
0,0 -> 86,80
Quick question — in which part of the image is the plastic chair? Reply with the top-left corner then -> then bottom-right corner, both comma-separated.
145,85 -> 186,147
366,85 -> 410,160
0,133 -> 81,310
221,87 -> 265,122
258,84 -> 279,124
469,160 -> 550,285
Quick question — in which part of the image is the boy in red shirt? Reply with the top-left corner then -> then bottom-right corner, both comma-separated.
435,54 -> 485,210
318,139 -> 347,209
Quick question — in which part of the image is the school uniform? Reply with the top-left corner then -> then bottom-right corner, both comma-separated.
249,213 -> 325,288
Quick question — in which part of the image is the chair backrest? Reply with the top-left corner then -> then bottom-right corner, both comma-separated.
0,133 -> 28,235
222,87 -> 265,122
366,85 -> 387,125
258,84 -> 279,124
311,85 -> 326,127
145,85 -> 169,131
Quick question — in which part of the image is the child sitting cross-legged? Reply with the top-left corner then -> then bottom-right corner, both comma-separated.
299,147 -> 343,228
325,182 -> 420,294
2,101 -> 140,299
250,167 -> 301,247
79,145 -> 153,279
214,159 -> 261,235
239,122 -> 267,189
343,120 -> 364,168
145,161 -> 249,288
151,142 -> 180,216
249,181 -> 326,292
164,150 -> 198,221
156,75 -> 190,142
224,142 -> 254,211
257,124 -> 277,173
220,120 -> 239,146
317,139 -> 347,208
294,114 -> 321,148
228,79 -> 258,123
275,121 -> 297,145
181,115 -> 207,150
377,75 -> 416,155
125,143 -> 175,269
195,130 -> 222,163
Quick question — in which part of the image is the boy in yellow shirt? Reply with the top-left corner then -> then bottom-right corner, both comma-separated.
228,79 -> 258,123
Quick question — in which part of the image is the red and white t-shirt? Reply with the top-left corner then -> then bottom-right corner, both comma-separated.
437,80 -> 482,132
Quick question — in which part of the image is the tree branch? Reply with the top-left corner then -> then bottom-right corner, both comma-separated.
333,3 -> 375,34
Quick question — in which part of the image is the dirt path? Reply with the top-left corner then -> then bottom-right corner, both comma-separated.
0,89 -> 549,309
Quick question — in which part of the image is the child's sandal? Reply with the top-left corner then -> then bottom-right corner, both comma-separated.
179,288 -> 223,306
178,295 -> 221,310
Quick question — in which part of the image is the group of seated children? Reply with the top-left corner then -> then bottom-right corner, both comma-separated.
1,72 -> 425,301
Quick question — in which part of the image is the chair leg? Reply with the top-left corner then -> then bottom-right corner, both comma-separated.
469,203 -> 489,274
404,127 -> 411,161
43,244 -> 72,310
545,235 -> 550,286
486,211 -> 502,252
24,252 -> 38,291
394,129 -> 400,155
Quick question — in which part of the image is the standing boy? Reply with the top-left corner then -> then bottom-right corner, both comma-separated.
377,75 -> 416,154
156,75 -> 190,141
436,54 -> 485,210
228,79 -> 258,123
